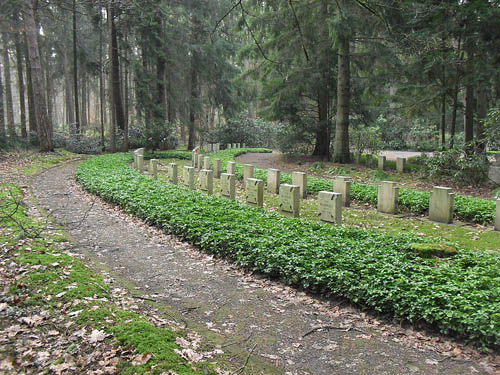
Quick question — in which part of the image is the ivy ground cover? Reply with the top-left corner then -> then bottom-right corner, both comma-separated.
201,149 -> 496,224
76,153 -> 500,349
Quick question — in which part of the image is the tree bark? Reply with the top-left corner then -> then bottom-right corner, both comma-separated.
475,82 -> 487,155
24,33 -> 36,139
2,34 -> 16,137
440,92 -> 446,148
464,83 -> 474,155
0,60 -> 4,139
99,12 -> 105,150
45,40 -> 53,127
73,0 -> 80,134
109,0 -> 125,137
450,83 -> 458,148
23,0 -> 53,151
14,34 -> 27,139
333,33 -> 350,163
122,26 -> 129,151
188,14 -> 201,151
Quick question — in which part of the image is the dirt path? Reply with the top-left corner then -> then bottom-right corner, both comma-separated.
31,162 -> 497,375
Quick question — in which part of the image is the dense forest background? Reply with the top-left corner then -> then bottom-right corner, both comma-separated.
0,0 -> 499,161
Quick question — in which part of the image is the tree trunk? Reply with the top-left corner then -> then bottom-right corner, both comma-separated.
440,92 -> 446,148
81,72 -> 87,128
2,34 -> 16,137
450,83 -> 458,148
464,83 -> 474,155
333,33 -> 350,163
23,0 -> 53,151
122,27 -> 129,151
99,13 -> 105,150
64,49 -> 75,128
24,33 -> 36,139
45,41 -> 53,127
0,60 -> 4,140
110,0 -> 125,136
73,0 -> 80,134
475,82 -> 488,155
14,34 -> 27,139
188,14 -> 201,151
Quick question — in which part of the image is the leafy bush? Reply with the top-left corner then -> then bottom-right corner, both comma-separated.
53,132 -> 101,154
76,153 -> 500,349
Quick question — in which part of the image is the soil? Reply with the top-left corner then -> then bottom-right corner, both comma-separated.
236,151 -> 497,200
31,162 -> 499,375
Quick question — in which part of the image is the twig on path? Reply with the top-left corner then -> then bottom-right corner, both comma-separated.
221,331 -> 253,348
302,325 -> 365,338
132,295 -> 157,302
232,343 -> 257,375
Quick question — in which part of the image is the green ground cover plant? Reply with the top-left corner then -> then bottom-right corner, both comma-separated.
77,153 -> 500,349
202,149 -> 496,224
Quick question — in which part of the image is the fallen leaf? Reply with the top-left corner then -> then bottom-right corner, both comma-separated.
131,353 -> 151,366
89,329 -> 108,344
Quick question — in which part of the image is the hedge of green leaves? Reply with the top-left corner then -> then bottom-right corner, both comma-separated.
76,153 -> 500,349
204,149 -> 496,224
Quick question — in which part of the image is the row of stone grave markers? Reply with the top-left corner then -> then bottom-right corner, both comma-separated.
202,143 -> 221,153
353,153 -> 408,173
226,143 -> 245,149
132,149 -> 500,230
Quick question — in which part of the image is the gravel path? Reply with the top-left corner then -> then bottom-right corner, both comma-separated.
31,162 -> 497,375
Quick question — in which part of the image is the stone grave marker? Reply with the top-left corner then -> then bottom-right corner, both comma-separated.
197,154 -> 204,170
292,172 -> 307,198
245,178 -> 264,207
244,164 -> 254,184
496,199 -> 500,231
241,143 -> 246,148
135,148 -> 144,156
318,191 -> 342,224
396,157 -> 406,173
232,143 -> 237,149
429,186 -> 454,224
183,166 -> 195,190
200,169 -> 214,195
207,144 -> 213,152
377,181 -> 399,214
333,176 -> 351,207
203,156 -> 210,170
150,159 -> 158,179
267,169 -> 280,194
214,143 -> 220,152
137,155 -> 144,173
236,143 -> 241,148
220,173 -> 236,199
168,163 -> 178,184
227,144 -> 232,149
213,159 -> 221,178
378,155 -> 386,170
279,184 -> 300,217
133,152 -> 138,169
227,161 -> 236,175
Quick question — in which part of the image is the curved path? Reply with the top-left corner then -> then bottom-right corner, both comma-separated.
32,162 -> 496,375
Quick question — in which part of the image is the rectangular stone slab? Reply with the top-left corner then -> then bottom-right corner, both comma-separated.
429,186 -> 454,224
199,169 -> 213,195
267,169 -> 280,194
203,156 -> 210,170
245,178 -> 264,207
168,163 -> 178,184
377,181 -> 399,214
244,164 -> 254,185
318,191 -> 342,224
396,157 -> 406,173
378,156 -> 386,170
150,159 -> 158,179
197,154 -> 204,170
227,161 -> 236,175
333,176 -> 351,207
220,173 -> 235,199
279,184 -> 300,217
213,159 -> 221,179
183,166 -> 195,190
137,155 -> 144,173
292,172 -> 307,198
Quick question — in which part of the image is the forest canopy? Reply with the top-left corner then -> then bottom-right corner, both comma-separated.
0,0 -> 499,159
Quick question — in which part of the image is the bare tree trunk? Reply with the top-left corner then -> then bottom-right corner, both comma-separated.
99,13 -> 105,150
188,14 -> 200,151
14,34 -> 27,139
440,92 -> 446,148
23,0 -> 53,151
64,49 -> 75,128
73,0 -> 80,134
475,82 -> 488,155
333,33 -> 350,163
81,72 -> 87,129
110,0 -> 125,135
2,34 -> 16,137
45,41 -> 53,127
24,33 -> 36,139
450,84 -> 458,148
122,26 -> 129,151
464,83 -> 474,155
0,61 -> 5,139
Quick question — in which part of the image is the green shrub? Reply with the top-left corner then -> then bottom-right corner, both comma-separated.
76,153 -> 500,349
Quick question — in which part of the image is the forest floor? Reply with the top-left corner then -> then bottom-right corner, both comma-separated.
235,151 -> 497,200
15,155 -> 499,374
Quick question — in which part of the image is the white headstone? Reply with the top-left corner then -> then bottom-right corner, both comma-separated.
245,178 -> 264,207
227,161 -> 236,175
213,159 -> 221,178
429,186 -> 454,224
183,166 -> 195,190
333,176 -> 351,207
279,184 -> 300,217
377,181 -> 399,214
197,154 -> 204,170
150,159 -> 158,179
203,156 -> 210,170
243,164 -> 254,184
267,169 -> 280,194
220,173 -> 236,199
396,157 -> 406,173
168,163 -> 178,184
227,144 -> 232,149
200,169 -> 214,195
378,155 -> 386,170
137,155 -> 144,173
318,191 -> 342,224
135,148 -> 144,156
133,152 -> 138,170
292,172 -> 307,198
241,143 -> 246,148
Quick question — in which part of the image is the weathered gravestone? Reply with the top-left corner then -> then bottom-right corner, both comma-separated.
132,152 -> 138,170
279,184 -> 300,217
213,159 -> 221,178
135,148 -> 144,157
236,143 -> 241,148
227,144 -> 232,149
183,166 -> 195,190
377,181 -> 399,214
137,155 -> 144,173
496,199 -> 500,231
197,154 -> 204,170
199,169 -> 214,195
241,143 -> 246,148
378,155 -> 386,170
245,178 -> 264,207
220,173 -> 236,199
489,156 -> 500,184
150,159 -> 158,179
243,164 -> 254,185
206,144 -> 213,152
232,143 -> 237,149
429,186 -> 454,224
333,176 -> 351,207
267,169 -> 280,194
292,172 -> 307,198
203,156 -> 210,170
318,191 -> 342,224
214,143 -> 220,152
167,163 -> 178,184
396,157 -> 406,173
227,161 -> 236,175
